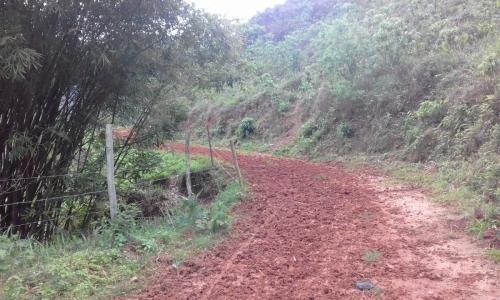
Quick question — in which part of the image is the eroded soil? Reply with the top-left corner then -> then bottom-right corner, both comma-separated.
128,145 -> 499,299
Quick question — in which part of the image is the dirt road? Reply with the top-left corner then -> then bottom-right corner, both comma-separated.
130,145 -> 499,299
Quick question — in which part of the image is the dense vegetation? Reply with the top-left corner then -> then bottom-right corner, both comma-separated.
0,152 -> 245,299
0,0 -> 235,238
0,1 -> 246,297
192,0 -> 499,232
0,0 -> 246,299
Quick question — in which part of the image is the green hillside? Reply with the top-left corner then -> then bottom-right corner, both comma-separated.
192,0 -> 499,218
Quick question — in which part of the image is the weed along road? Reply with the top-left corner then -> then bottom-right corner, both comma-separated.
129,145 -> 499,300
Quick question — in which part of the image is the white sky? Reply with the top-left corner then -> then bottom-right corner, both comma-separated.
190,0 -> 287,21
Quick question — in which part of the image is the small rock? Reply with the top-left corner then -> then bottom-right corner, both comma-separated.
356,280 -> 375,290
129,276 -> 139,283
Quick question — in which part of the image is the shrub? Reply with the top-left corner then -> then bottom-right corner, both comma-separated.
207,182 -> 244,232
236,117 -> 256,139
271,93 -> 291,113
406,128 -> 438,162
195,127 -> 205,138
468,218 -> 498,240
277,99 -> 290,113
260,73 -> 275,90
478,49 -> 499,76
485,249 -> 500,263
97,204 -> 141,248
117,149 -> 163,183
214,123 -> 226,136
402,112 -> 420,144
300,121 -> 319,138
299,77 -> 313,92
332,79 -> 363,101
116,150 -> 212,191
415,99 -> 446,125
337,122 -> 354,138
295,137 -> 314,154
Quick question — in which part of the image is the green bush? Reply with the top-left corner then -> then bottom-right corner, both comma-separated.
295,137 -> 315,154
478,47 -> 499,76
415,99 -> 446,125
96,205 -> 141,248
277,99 -> 290,113
117,149 -> 163,183
116,150 -> 212,190
485,249 -> 500,263
468,218 -> 498,240
236,117 -> 256,139
207,182 -> 244,232
402,112 -> 421,144
300,121 -> 319,138
337,122 -> 354,138
177,182 -> 244,233
260,73 -> 275,91
332,79 -> 363,101
214,123 -> 226,136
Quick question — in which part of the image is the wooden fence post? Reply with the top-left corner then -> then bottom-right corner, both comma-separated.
170,137 -> 175,156
206,124 -> 214,167
230,140 -> 243,186
184,127 -> 193,198
105,124 -> 118,220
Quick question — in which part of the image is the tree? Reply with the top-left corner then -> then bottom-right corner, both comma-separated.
0,0 -> 232,239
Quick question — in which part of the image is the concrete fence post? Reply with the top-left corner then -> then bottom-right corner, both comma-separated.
105,124 -> 118,220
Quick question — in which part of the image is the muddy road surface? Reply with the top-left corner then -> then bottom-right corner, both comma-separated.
128,145 -> 498,299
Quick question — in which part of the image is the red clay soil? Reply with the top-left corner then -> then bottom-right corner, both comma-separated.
128,145 -> 499,300
113,128 -> 133,139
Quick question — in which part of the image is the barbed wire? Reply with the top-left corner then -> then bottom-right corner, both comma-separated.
0,211 -> 117,230
1,143 -> 240,232
0,184 -> 36,197
0,182 -> 105,196
133,176 -> 173,186
213,147 -> 233,160
0,190 -> 107,208
3,218 -> 59,228
215,160 -> 237,180
0,172 -> 102,183
135,216 -> 161,220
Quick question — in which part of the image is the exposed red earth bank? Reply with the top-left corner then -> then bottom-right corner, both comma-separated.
127,144 -> 499,300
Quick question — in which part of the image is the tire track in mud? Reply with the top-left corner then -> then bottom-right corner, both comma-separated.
127,145 -> 499,300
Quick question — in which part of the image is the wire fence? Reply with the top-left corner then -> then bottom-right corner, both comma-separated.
0,190 -> 107,208
3,211 -> 111,230
0,172 -> 102,182
1,127 -> 242,236
211,148 -> 238,180
0,173 -> 171,205
0,172 -> 106,197
6,218 -> 59,229
0,169 -> 109,233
